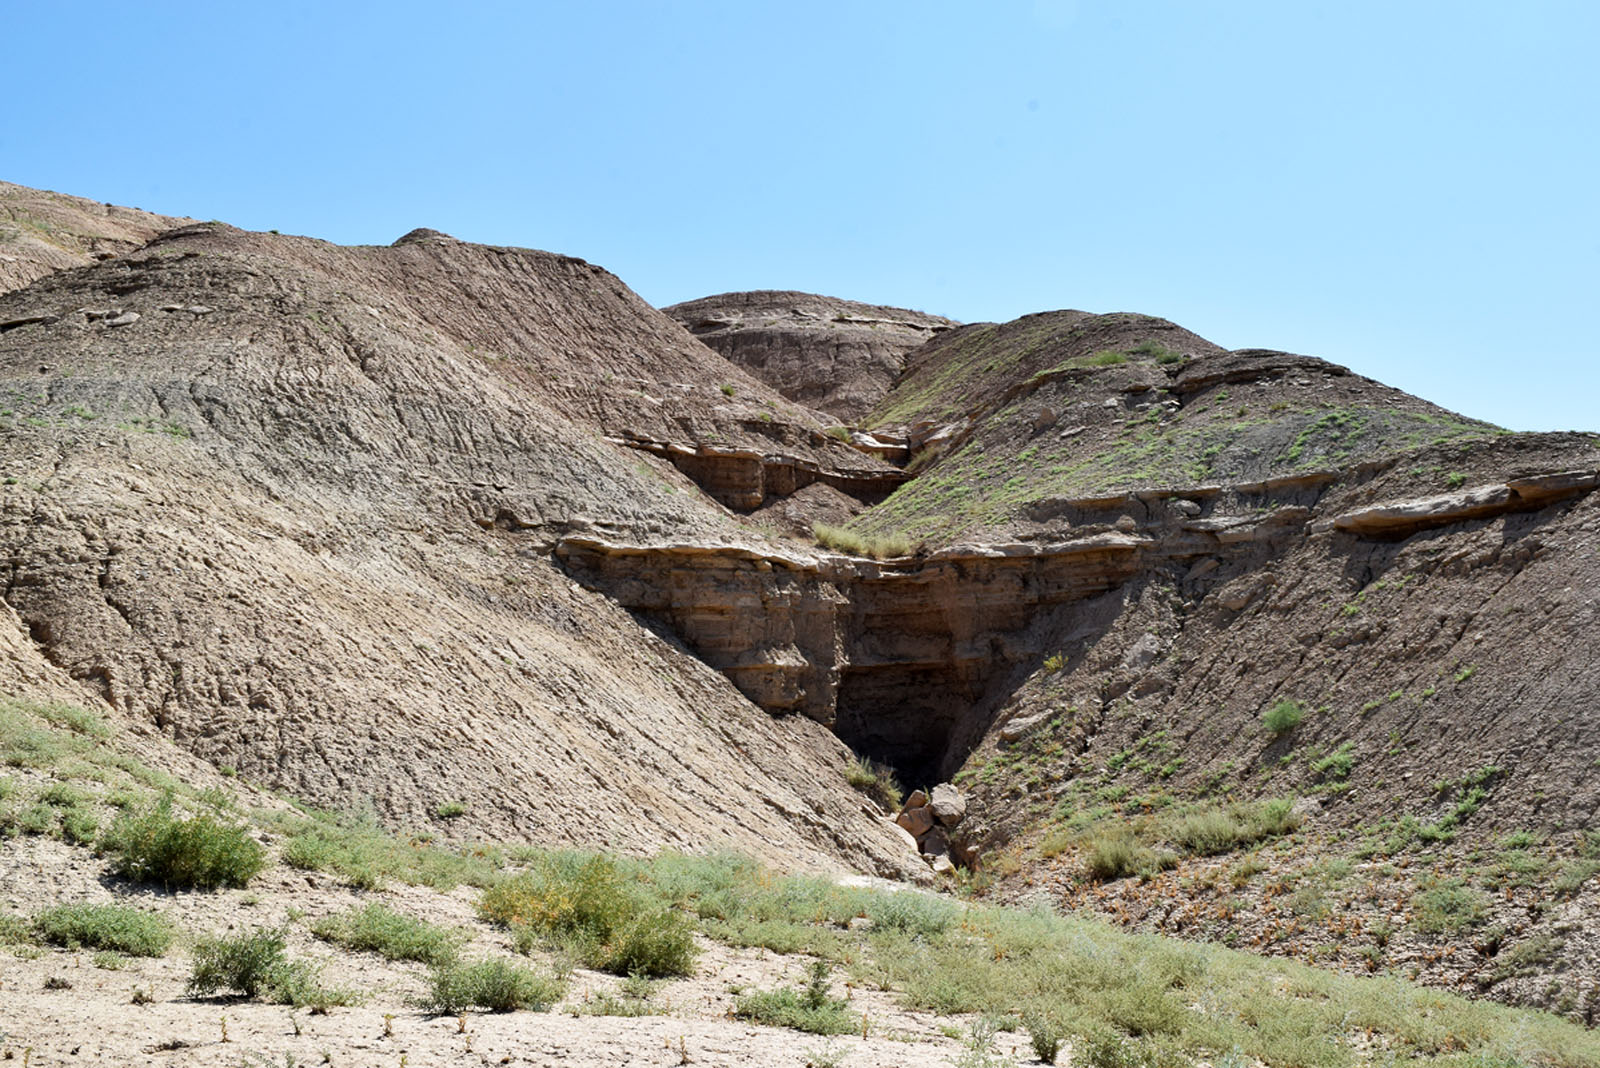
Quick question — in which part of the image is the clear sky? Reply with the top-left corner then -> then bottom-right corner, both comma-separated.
6,1 -> 1596,431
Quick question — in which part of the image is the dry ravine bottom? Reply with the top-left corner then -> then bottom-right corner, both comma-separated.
0,180 -> 1598,1064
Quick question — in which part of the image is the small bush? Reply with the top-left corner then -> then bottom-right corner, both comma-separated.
866,890 -> 958,940
435,800 -> 468,819
425,958 -> 565,1013
480,854 -> 696,977
1164,799 -> 1300,857
187,927 -> 355,1007
734,961 -> 859,1035
0,912 -> 37,944
311,903 -> 464,967
1024,1010 -> 1065,1063
1414,880 -> 1487,934
186,927 -> 286,998
1084,826 -> 1153,881
1261,699 -> 1305,736
35,903 -> 175,956
101,795 -> 265,889
1309,741 -> 1355,781
844,755 -> 903,812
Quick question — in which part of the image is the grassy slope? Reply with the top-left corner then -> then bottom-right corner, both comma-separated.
855,327 -> 1503,546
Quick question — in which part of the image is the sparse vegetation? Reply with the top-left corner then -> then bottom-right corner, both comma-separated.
424,957 -> 565,1013
844,755 -> 903,812
734,960 -> 859,1035
434,799 -> 468,819
479,853 -> 697,977
811,522 -> 916,559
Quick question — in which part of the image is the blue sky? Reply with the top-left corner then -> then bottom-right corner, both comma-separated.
6,1 -> 1596,431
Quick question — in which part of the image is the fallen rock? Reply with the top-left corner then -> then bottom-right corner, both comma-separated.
904,788 -> 928,810
930,854 -> 956,876
929,784 -> 966,828
1000,711 -> 1049,743
920,823 -> 951,858
896,805 -> 935,838
106,311 -> 140,327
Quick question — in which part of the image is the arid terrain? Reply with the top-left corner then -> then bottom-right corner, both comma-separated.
1,181 -> 1597,1065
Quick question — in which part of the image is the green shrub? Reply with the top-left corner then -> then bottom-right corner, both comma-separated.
187,926 -> 355,1008
0,912 -> 36,945
1261,699 -> 1305,735
1165,800 -> 1300,857
425,958 -> 565,1013
311,903 -> 464,967
35,903 -> 174,956
1024,1010 -> 1065,1063
734,960 -> 859,1035
844,756 -> 903,813
1084,826 -> 1152,881
1414,880 -> 1486,934
479,854 -> 696,977
435,800 -> 468,819
101,795 -> 265,889
1309,741 -> 1355,781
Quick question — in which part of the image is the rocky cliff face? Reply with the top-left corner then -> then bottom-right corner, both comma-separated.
665,291 -> 955,423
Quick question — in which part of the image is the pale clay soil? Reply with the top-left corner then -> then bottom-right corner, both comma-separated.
0,838 -> 1010,1068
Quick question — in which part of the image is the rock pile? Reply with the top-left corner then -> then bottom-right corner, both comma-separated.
896,783 -> 966,874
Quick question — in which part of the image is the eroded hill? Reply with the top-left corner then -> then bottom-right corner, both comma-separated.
0,216 -> 919,879
3,183 -> 1598,1026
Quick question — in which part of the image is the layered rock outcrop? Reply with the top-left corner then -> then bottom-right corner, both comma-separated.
666,291 -> 956,423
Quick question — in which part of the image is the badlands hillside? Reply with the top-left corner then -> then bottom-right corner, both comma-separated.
1,182 -> 1598,1065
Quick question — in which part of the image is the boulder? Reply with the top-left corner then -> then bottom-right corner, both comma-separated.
904,788 -> 928,810
896,805 -> 934,838
929,784 -> 966,828
919,823 -> 951,858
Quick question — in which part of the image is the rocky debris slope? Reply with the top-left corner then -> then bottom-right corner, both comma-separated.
0,181 -> 192,297
666,290 -> 956,423
0,210 -> 921,877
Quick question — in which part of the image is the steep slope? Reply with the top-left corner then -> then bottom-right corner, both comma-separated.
0,215 -> 920,877
0,180 -> 192,296
561,303 -> 1600,1014
665,290 -> 956,423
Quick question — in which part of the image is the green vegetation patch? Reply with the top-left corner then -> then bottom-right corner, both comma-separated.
480,853 -> 697,977
100,794 -> 266,890
187,927 -> 357,1008
271,805 -> 504,891
311,902 -> 465,967
812,522 -> 917,559
425,957 -> 565,1013
35,903 -> 175,956
734,960 -> 860,1035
